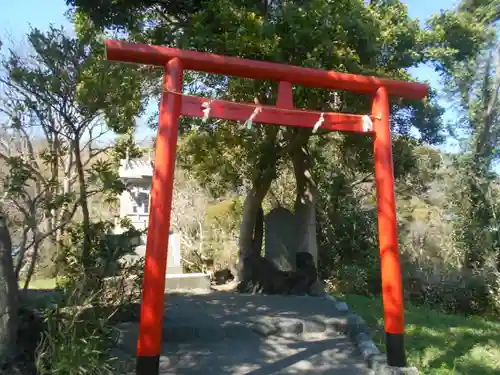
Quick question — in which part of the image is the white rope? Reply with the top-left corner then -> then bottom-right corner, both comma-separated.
312,113 -> 325,134
244,106 -> 262,129
201,101 -> 211,122
362,115 -> 373,132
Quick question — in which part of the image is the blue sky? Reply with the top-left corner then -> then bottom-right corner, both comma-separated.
1,0 -> 460,146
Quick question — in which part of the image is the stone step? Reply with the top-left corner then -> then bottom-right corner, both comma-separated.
165,273 -> 211,291
113,316 -> 345,354
111,331 -> 372,375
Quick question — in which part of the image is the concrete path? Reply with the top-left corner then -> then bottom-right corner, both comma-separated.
113,290 -> 374,374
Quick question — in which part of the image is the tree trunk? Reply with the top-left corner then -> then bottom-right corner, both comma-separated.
291,141 -> 319,265
290,139 -> 323,294
14,226 -> 30,281
72,138 -> 92,264
22,228 -> 41,291
0,215 -> 17,367
236,179 -> 272,281
56,148 -> 74,245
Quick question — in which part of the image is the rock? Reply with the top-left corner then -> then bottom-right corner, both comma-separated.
264,207 -> 297,271
287,252 -> 318,295
236,254 -> 290,294
336,302 -> 349,312
236,252 -> 318,296
113,322 -> 139,354
212,268 -> 235,285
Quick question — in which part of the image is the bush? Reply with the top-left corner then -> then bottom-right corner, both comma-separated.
421,278 -> 489,315
328,255 -> 498,317
56,220 -> 141,296
35,303 -> 116,375
33,220 -> 145,375
316,197 -> 377,279
326,256 -> 381,297
403,265 -> 498,316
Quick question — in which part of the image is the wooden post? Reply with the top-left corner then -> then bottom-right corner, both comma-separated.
372,86 -> 406,367
136,57 -> 183,375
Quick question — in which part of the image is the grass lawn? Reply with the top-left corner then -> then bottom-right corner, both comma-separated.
338,294 -> 500,375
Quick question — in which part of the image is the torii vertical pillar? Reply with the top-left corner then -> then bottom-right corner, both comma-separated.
372,86 -> 406,367
136,57 -> 183,374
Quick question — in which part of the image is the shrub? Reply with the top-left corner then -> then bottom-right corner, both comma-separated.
56,220 -> 141,297
403,265 -> 497,316
35,303 -> 116,375
329,256 -> 497,317
325,252 -> 381,297
34,220 -> 145,375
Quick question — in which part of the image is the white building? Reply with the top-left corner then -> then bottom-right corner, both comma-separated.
116,157 -> 182,275
117,158 -> 153,231
115,156 -> 210,289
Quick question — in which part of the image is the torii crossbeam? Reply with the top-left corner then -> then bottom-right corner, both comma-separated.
105,40 -> 428,375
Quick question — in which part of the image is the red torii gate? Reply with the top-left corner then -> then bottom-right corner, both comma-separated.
105,40 -> 428,375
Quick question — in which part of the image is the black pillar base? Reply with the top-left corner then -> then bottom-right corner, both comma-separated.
136,355 -> 159,375
386,332 -> 407,367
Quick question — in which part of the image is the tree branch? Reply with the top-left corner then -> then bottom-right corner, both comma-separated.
350,173 -> 374,188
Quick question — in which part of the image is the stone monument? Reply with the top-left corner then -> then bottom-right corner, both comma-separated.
133,232 -> 182,275
116,157 -> 210,291
264,207 -> 297,271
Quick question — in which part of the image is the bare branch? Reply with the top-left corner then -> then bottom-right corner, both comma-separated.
350,173 -> 373,188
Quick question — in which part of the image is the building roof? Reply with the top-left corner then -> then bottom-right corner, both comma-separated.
118,158 -> 153,179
